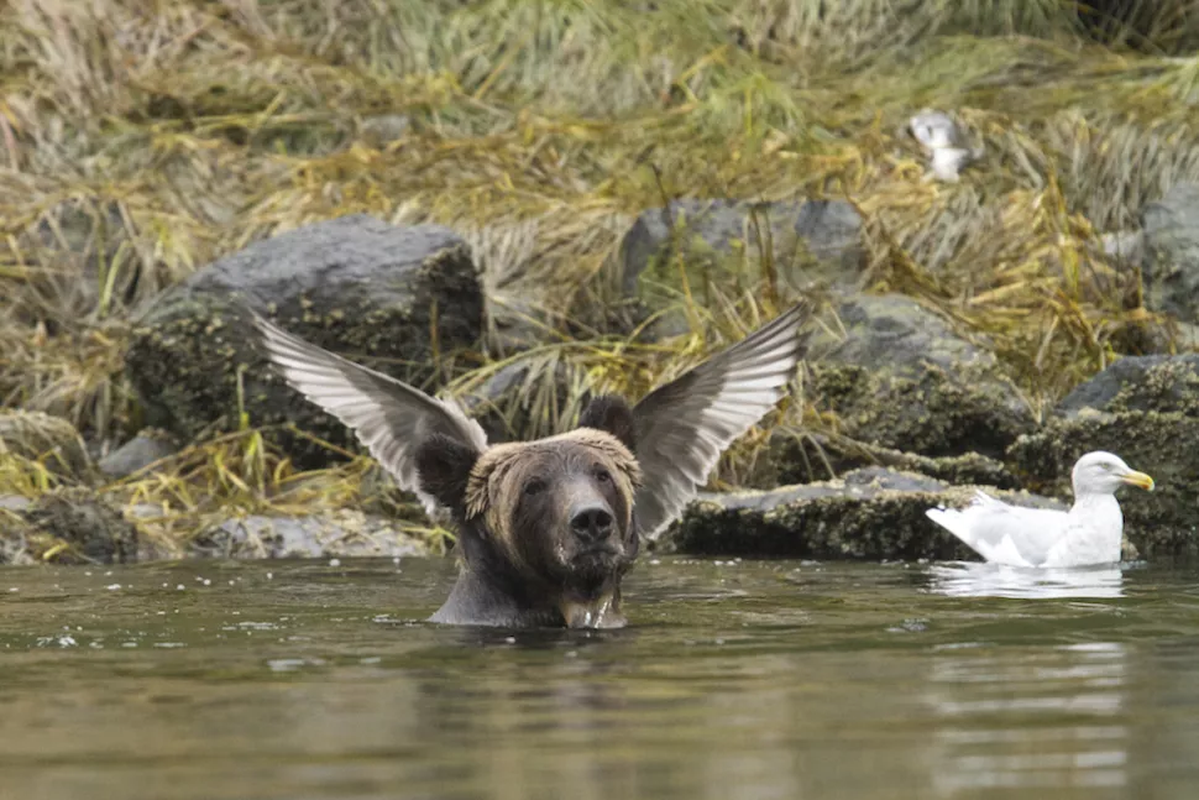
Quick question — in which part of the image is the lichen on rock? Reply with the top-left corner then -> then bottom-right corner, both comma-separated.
1056,354 -> 1199,418
659,466 -> 1066,561
12,487 -> 138,565
805,294 -> 1034,459
125,215 -> 486,468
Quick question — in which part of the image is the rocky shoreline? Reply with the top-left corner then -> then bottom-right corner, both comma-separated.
6,186 -> 1199,566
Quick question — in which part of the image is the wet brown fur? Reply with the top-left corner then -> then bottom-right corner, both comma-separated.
423,425 -> 644,628
465,429 -> 642,539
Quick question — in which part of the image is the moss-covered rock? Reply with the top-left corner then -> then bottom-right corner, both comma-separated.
1056,354 -> 1199,417
11,487 -> 138,564
806,294 -> 1034,459
659,466 -> 1066,560
125,215 -> 485,467
0,410 -> 92,482
1007,411 -> 1199,558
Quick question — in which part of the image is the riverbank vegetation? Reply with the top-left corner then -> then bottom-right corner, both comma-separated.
3,0 -> 1199,559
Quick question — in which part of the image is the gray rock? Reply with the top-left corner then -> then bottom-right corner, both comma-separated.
97,429 -> 178,478
1142,182 -> 1199,324
617,197 -> 864,336
125,214 -> 484,466
191,509 -> 431,559
1056,354 -> 1199,418
658,466 -> 1063,560
457,358 -> 590,444
484,295 -> 560,358
0,496 -> 31,511
809,293 -> 993,372
1100,229 -> 1145,268
804,294 -> 1033,459
14,487 -> 138,564
1008,411 -> 1199,558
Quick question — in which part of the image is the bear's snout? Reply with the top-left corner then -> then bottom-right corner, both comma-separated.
570,503 -> 615,544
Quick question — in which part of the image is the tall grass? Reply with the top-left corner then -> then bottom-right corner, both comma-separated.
2,0 -> 1198,534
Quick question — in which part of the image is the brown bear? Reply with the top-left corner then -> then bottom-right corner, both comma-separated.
417,427 -> 643,628
251,300 -> 809,628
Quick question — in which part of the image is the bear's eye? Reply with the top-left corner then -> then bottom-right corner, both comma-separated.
594,466 -> 612,483
524,478 -> 547,497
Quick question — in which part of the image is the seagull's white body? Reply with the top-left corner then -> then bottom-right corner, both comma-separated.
925,451 -> 1155,568
909,108 -> 983,183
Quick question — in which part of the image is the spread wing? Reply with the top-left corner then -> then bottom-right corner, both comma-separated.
250,311 -> 488,515
631,301 -> 810,539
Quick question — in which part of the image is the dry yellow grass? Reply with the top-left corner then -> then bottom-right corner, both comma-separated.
2,0 -> 1198,548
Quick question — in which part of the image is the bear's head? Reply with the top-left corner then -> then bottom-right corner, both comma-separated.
414,404 -> 643,627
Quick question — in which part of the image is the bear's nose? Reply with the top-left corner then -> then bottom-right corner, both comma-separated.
570,505 -> 614,543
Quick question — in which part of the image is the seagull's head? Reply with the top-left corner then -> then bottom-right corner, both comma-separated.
909,109 -> 958,150
1072,451 -> 1155,496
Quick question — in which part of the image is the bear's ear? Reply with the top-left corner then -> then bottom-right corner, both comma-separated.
415,433 -> 479,513
578,395 -> 636,452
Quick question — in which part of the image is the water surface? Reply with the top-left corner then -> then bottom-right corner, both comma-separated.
1,556 -> 1197,800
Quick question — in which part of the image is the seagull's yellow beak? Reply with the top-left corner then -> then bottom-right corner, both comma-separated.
1120,470 -> 1155,492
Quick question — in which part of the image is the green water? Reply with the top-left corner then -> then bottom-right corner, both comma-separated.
1,556 -> 1197,800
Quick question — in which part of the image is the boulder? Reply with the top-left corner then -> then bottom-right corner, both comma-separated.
0,496 -> 30,511
658,466 -> 1065,560
97,428 -> 178,479
1056,354 -> 1199,418
1100,229 -> 1145,268
190,509 -> 431,559
484,294 -> 558,358
125,215 -> 485,466
1007,411 -> 1199,558
616,197 -> 864,337
10,487 -> 138,564
804,294 -> 1033,459
457,357 -> 590,444
1142,182 -> 1199,324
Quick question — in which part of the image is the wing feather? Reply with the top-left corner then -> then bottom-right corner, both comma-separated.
926,492 -> 1068,567
250,311 -> 488,515
631,301 -> 810,539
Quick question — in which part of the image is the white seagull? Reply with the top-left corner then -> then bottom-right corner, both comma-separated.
909,108 -> 984,183
925,451 -> 1155,568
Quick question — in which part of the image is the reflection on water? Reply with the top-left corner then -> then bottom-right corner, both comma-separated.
927,561 -> 1127,599
0,557 -> 1196,799
926,642 -> 1130,794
